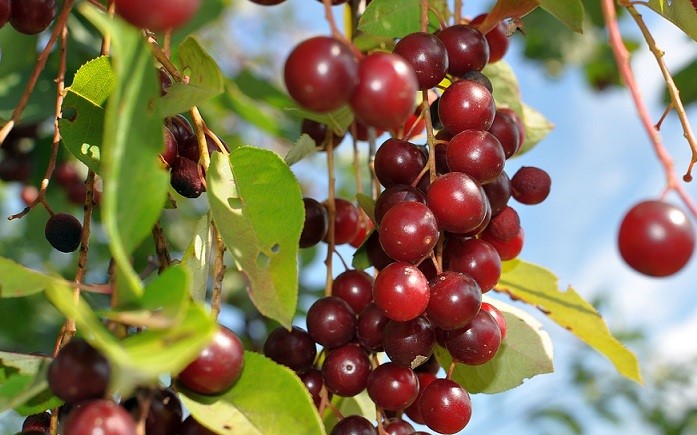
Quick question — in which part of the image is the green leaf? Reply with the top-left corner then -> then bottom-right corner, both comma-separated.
286,105 -> 354,136
664,59 -> 697,106
434,298 -> 554,394
181,214 -> 214,302
225,82 -> 295,139
82,5 -> 171,305
0,257 -> 72,298
207,150 -> 303,328
161,36 -> 225,116
0,352 -> 62,416
647,0 -> 697,42
233,69 -> 296,110
285,134 -> 317,166
539,0 -> 585,33
355,193 -> 376,226
475,0 -> 539,34
495,259 -> 643,383
519,103 -> 555,154
358,0 -> 444,38
351,237 -> 373,270
59,56 -> 117,174
180,351 -> 325,435
45,279 -> 217,396
323,390 -> 374,432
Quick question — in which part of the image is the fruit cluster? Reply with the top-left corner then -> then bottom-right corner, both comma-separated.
278,11 -> 554,434
0,0 -> 57,35
22,326 -> 243,434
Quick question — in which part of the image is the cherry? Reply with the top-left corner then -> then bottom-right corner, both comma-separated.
115,0 -> 201,31
301,119 -> 344,149
366,362 -> 419,411
471,14 -> 510,63
437,24 -> 490,75
165,114 -> 194,146
178,131 -> 226,163
330,415 -> 377,435
9,0 -> 56,35
284,36 -> 358,112
0,0 -> 9,29
404,372 -> 437,424
350,52 -> 419,129
180,416 -> 217,435
427,271 -> 482,330
44,213 -> 83,253
438,80 -> 496,135
498,107 -> 526,149
300,198 -> 328,248
306,296 -> 357,349
373,262 -> 430,321
379,202 -> 439,263
384,419 -> 416,435
482,226 -> 524,261
393,32 -> 449,89
332,269 -> 374,313
177,325 -> 245,395
365,230 -> 396,270
374,139 -> 428,188
618,200 -> 695,276
488,109 -> 521,159
427,172 -> 488,234
419,379 -> 472,434
263,326 -> 317,374
446,238 -> 501,293
483,171 -> 512,216
300,368 -> 324,409
414,354 -> 441,374
349,210 -> 374,248
510,166 -> 551,205
122,388 -> 182,435
322,343 -> 371,397
63,400 -> 136,435
444,309 -> 502,365
324,198 -> 361,245
460,70 -> 493,93
170,156 -> 205,198
48,338 -> 108,404
248,0 -> 286,4
374,185 -> 427,225
480,302 -> 507,340
446,129 -> 505,185
161,127 -> 178,167
356,303 -> 390,352
486,206 -> 521,241
382,316 -> 435,369
22,412 -> 50,432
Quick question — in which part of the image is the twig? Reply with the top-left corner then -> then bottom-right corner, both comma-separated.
601,0 -> 697,218
189,106 -> 212,170
322,0 -> 343,39
623,3 -> 697,181
454,0 -> 462,25
420,0 -> 429,33
148,37 -> 182,81
0,0 -> 76,144
210,222 -> 226,321
151,222 -> 171,273
324,137 -> 336,297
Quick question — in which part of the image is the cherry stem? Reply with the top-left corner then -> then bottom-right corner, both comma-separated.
447,361 -> 457,379
420,0 -> 428,32
352,135 -> 363,195
148,36 -> 182,81
601,0 -> 697,218
454,0 -> 463,24
0,0 -> 76,145
190,106 -> 212,170
322,0 -> 343,40
623,3 -> 697,181
324,137 -> 337,297
211,222 -> 226,321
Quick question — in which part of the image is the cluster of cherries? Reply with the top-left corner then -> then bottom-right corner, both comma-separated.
17,325 -> 243,435
0,0 -> 56,35
276,5 -> 554,433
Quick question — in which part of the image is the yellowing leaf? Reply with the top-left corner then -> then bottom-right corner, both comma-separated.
495,260 -> 642,383
647,0 -> 697,42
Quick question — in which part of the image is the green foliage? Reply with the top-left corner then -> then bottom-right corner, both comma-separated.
180,351 -> 325,435
161,37 -> 225,116
648,0 -> 697,41
538,0 -> 585,33
358,0 -> 447,38
82,6 -> 171,305
181,213 -> 214,302
323,391 -> 374,432
207,150 -> 303,329
0,257 -> 72,298
435,299 -> 554,394
0,352 -> 61,416
58,56 -> 116,174
495,260 -> 643,384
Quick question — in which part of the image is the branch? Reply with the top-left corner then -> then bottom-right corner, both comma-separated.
601,0 -> 697,218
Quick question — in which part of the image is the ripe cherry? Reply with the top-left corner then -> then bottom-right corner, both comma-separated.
510,166 -> 551,205
48,339 -> 109,404
471,14 -> 510,63
63,400 -> 136,435
382,316 -> 435,369
480,301 -> 508,340
306,296 -> 357,349
122,388 -> 182,435
444,308 -> 502,365
300,198 -> 328,248
446,129 -> 505,185
0,0 -> 9,29
9,0 -> 56,35
419,379 -> 472,434
379,202 -> 439,263
284,36 -> 358,112
438,80 -> 496,135
322,343 -> 371,397
427,172 -> 488,234
393,32 -> 449,89
330,415 -> 376,435
350,52 -> 418,129
446,238 -> 501,293
618,200 -> 695,276
374,138 -> 427,188
115,0 -> 202,31
374,184 -> 427,224
332,269 -> 374,313
324,198 -> 360,245
437,24 -> 489,75
427,272 -> 482,330
366,362 -> 419,411
45,213 -> 83,253
177,326 -> 245,395
373,262 -> 430,321
263,326 -> 316,374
